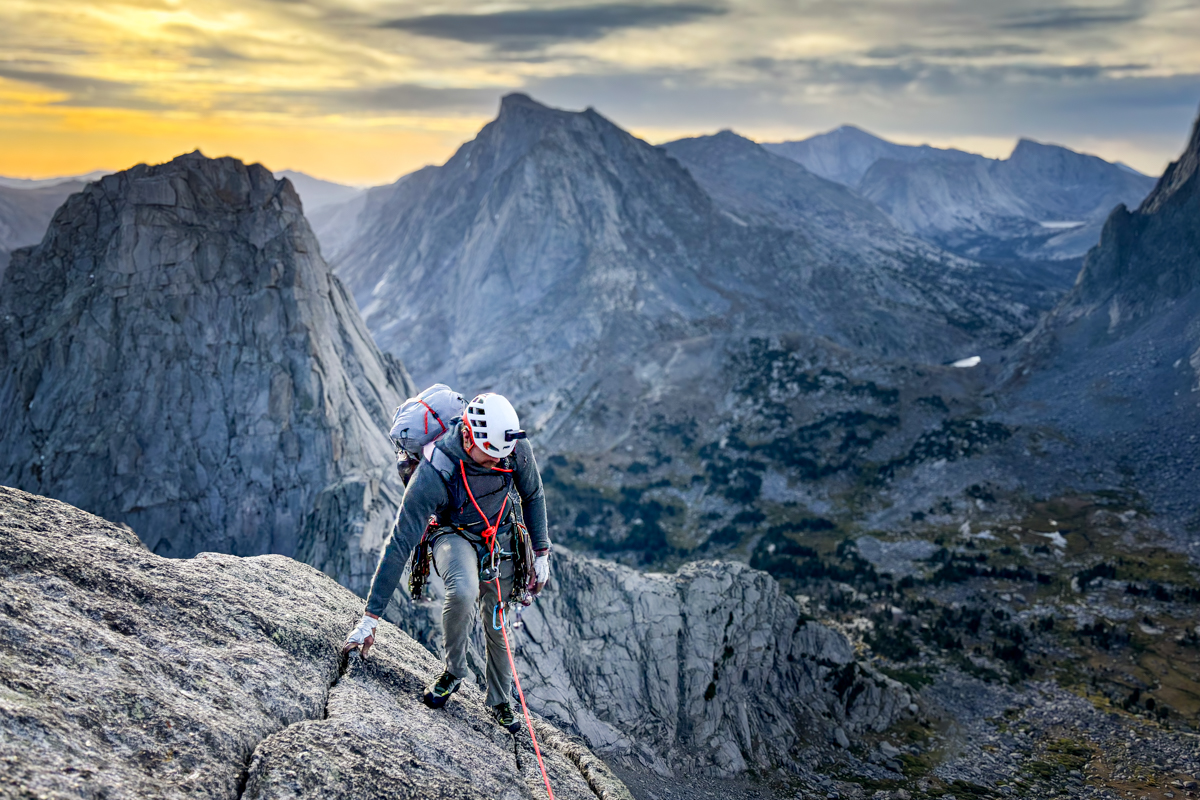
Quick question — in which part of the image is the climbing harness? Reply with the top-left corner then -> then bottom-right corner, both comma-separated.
461,459 -> 556,800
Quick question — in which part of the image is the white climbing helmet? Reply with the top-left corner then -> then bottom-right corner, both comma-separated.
464,393 -> 525,459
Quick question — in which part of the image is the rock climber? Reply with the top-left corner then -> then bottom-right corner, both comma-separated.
342,392 -> 551,733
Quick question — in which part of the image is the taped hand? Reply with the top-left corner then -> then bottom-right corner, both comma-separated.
342,613 -> 379,659
533,553 -> 550,594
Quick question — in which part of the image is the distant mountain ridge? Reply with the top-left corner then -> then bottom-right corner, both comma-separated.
0,169 -> 110,190
0,180 -> 92,278
274,169 -> 364,212
765,126 -> 1156,261
764,125 -> 977,187
661,130 -> 896,235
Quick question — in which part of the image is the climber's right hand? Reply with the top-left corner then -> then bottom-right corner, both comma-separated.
342,613 -> 379,659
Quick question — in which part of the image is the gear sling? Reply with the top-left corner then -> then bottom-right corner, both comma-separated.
407,457 -> 536,606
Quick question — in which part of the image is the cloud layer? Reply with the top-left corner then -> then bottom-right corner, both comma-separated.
379,4 -> 726,50
0,0 -> 1197,181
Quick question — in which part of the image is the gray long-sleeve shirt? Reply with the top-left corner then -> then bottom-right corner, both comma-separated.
364,423 -> 549,617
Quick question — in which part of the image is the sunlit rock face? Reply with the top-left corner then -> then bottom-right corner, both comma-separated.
0,486 -> 629,800
0,151 -> 413,565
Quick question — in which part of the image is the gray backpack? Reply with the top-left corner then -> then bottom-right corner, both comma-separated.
390,384 -> 466,472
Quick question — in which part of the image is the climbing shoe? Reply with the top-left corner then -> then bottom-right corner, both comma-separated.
423,671 -> 462,708
492,702 -> 521,734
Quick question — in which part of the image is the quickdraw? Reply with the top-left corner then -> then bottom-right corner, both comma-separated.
407,515 -> 441,601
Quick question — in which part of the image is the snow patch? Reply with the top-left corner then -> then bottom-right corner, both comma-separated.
1036,531 -> 1067,549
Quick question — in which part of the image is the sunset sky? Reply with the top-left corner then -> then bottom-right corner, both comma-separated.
2,0 -> 1198,185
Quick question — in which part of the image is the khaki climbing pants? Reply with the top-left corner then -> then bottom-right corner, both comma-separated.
432,533 -> 515,707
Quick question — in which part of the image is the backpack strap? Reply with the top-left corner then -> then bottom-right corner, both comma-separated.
430,443 -> 464,525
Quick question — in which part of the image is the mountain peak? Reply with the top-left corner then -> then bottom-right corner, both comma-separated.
712,128 -> 748,141
678,129 -> 756,149
830,124 -> 886,143
484,93 -> 580,140
498,92 -> 553,113
1007,137 -> 1083,163
0,151 -> 411,566
1010,137 -> 1047,153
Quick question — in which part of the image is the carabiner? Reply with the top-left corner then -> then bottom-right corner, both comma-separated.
492,602 -> 506,631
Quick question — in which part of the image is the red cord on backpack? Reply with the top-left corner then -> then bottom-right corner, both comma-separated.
419,399 -> 447,436
460,461 -> 556,800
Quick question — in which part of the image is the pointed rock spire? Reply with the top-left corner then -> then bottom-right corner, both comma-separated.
0,151 -> 414,579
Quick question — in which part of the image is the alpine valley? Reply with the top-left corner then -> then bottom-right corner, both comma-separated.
2,94 -> 1199,800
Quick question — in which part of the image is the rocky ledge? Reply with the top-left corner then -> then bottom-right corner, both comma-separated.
0,486 -> 630,799
385,548 -> 914,779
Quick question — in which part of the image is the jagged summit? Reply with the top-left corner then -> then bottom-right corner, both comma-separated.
1141,108 -> 1200,214
1071,107 -> 1200,309
0,151 -> 413,568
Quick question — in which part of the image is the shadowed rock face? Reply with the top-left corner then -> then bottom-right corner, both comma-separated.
1003,107 -> 1200,534
0,485 -> 631,800
386,547 -> 912,778
0,152 -> 414,564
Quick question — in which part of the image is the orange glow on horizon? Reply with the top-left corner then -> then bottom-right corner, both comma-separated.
0,0 -> 1193,183
0,102 -> 490,185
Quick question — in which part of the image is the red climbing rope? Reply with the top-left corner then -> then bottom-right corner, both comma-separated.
460,460 -> 555,799
495,583 -> 555,800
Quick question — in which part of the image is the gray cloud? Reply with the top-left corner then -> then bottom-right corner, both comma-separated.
998,3 -> 1147,30
0,65 -> 167,110
865,44 -> 1043,59
190,45 -> 253,63
246,83 -> 502,115
739,57 -> 1150,96
378,3 -> 726,51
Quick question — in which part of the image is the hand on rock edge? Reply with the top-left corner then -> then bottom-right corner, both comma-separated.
342,614 -> 379,659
